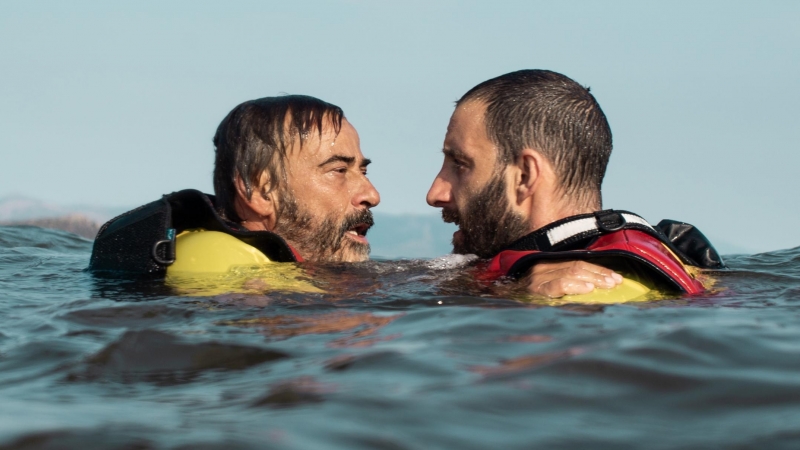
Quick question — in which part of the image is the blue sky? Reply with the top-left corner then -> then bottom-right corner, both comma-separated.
1,1 -> 798,253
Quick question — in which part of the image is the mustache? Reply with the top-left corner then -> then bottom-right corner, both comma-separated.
339,208 -> 375,235
441,208 -> 459,225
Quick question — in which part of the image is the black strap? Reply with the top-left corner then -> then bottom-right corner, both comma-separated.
504,210 -> 661,252
164,189 -> 298,263
502,209 -> 726,270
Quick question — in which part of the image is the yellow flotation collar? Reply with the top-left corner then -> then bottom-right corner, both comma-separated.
166,230 -> 665,303
166,229 -> 322,295
168,229 -> 272,273
536,243 -> 718,306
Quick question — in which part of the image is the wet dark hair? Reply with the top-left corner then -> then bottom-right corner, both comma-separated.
213,95 -> 344,222
458,70 -> 612,208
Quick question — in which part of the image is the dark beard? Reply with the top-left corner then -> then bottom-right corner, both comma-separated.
273,193 -> 373,262
442,172 -> 528,258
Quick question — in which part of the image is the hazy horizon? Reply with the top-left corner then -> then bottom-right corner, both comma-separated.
0,194 -> 757,256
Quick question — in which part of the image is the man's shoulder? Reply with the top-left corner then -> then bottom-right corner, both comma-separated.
88,189 -> 298,276
484,210 -> 722,295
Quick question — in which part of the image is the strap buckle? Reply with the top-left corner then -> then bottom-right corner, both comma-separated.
594,210 -> 627,233
152,228 -> 176,265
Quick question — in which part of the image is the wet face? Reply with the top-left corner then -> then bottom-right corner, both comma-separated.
426,101 -> 528,258
273,119 -> 380,262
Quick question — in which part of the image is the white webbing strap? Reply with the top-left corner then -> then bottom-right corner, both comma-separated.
545,213 -> 654,247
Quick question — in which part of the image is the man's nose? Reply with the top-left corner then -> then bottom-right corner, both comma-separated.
355,177 -> 381,208
426,174 -> 451,207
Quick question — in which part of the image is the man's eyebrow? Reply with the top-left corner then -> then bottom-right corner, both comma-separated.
360,158 -> 372,168
442,147 -> 468,160
318,155 -> 356,167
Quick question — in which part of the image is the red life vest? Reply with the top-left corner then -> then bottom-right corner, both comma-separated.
477,210 -> 712,295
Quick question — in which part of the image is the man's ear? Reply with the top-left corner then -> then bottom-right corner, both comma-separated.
234,173 -> 278,230
515,148 -> 544,201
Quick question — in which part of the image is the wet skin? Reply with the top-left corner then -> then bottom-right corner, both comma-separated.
426,101 -> 622,297
279,119 -> 380,262
237,117 -> 380,263
425,100 -> 516,249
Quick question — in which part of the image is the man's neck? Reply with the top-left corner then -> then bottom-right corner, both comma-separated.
527,199 -> 597,233
240,220 -> 269,232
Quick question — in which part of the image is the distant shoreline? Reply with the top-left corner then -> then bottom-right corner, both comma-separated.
0,214 -> 100,239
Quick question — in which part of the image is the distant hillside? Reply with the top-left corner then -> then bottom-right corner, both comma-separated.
0,196 -> 456,258
0,196 -> 753,257
0,195 -> 124,223
2,214 -> 100,239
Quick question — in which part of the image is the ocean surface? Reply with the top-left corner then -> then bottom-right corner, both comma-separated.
1,225 -> 800,449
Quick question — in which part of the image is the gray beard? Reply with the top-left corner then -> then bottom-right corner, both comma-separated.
272,192 -> 373,263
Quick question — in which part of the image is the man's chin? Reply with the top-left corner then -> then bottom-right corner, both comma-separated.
451,229 -> 470,255
339,244 -> 371,262
328,234 -> 370,262
342,253 -> 370,263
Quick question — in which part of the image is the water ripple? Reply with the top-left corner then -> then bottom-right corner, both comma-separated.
2,228 -> 800,448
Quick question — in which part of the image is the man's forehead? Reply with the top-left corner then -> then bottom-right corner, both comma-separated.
443,100 -> 504,172
446,102 -> 490,143
287,118 -> 363,160
283,111 -> 339,140
452,99 -> 486,120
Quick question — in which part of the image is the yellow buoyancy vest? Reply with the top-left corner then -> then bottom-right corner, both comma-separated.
166,229 -> 322,295
537,278 -> 654,306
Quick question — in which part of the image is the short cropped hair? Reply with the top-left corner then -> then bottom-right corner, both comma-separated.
458,70 -> 612,207
213,95 -> 344,222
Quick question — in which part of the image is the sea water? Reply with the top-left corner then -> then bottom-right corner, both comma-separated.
1,225 -> 800,449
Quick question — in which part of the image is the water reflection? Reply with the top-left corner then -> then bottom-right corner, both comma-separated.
219,311 -> 401,348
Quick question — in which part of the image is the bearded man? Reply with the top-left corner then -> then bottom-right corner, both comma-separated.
212,95 -> 379,263
89,95 -> 380,274
427,70 -> 721,299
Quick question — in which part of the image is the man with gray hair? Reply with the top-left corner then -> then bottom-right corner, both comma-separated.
212,95 -> 379,263
90,95 -> 380,274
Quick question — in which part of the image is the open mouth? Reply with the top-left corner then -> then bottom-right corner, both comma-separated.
345,223 -> 370,244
